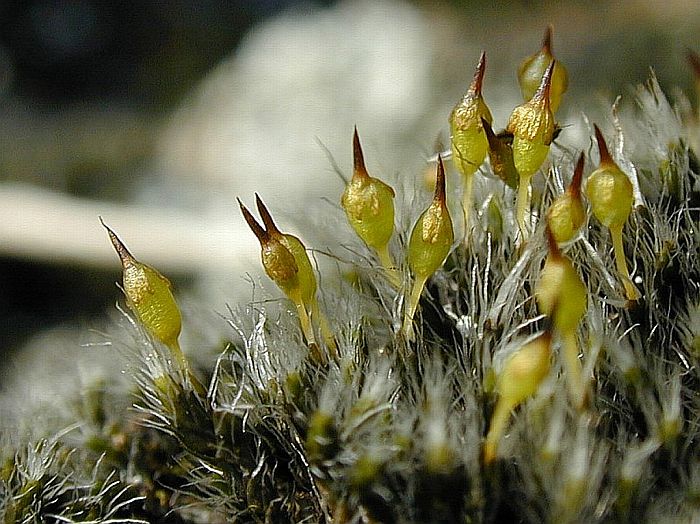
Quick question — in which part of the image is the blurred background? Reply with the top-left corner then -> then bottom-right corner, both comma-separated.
1,0 -> 699,391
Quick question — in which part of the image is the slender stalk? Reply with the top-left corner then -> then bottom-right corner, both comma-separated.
462,171 -> 475,242
376,244 -> 401,288
171,339 -> 206,395
293,295 -> 318,350
402,274 -> 429,341
311,299 -> 337,359
168,338 -> 189,373
484,399 -> 513,465
515,174 -> 532,240
610,224 -> 639,301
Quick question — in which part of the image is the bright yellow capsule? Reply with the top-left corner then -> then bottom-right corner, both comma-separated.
518,25 -> 568,113
450,51 -> 492,178
102,220 -> 182,349
535,228 -> 588,408
535,228 -> 587,334
101,219 -> 188,373
484,331 -> 552,464
403,155 -> 454,339
254,194 -> 315,304
586,125 -> 639,302
341,128 -> 398,285
546,152 -> 585,245
508,60 -> 556,239
240,197 -> 336,357
239,199 -> 300,295
450,51 -> 493,232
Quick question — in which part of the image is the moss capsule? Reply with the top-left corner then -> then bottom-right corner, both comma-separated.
535,228 -> 587,333
254,194 -> 316,304
449,52 -> 493,230
535,228 -> 588,408
508,60 -> 556,239
101,219 -> 189,373
546,152 -> 585,245
240,199 -> 300,295
484,331 -> 552,464
240,197 -> 336,357
518,25 -> 568,113
586,125 -> 639,301
403,155 -> 454,339
341,128 -> 398,286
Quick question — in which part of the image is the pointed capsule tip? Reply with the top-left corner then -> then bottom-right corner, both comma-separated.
570,152 -> 585,197
435,154 -> 447,204
471,51 -> 486,95
593,124 -> 614,166
255,193 -> 281,236
542,25 -> 553,54
100,217 -> 135,268
239,197 -> 268,244
352,127 -> 368,178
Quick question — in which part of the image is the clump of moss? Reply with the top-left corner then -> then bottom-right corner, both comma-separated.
3,28 -> 700,524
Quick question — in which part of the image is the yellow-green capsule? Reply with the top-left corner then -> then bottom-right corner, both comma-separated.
450,51 -> 493,179
450,52 -> 493,232
546,152 -> 585,245
254,194 -> 316,305
102,219 -> 182,351
586,126 -> 633,230
586,125 -> 639,302
254,194 -> 337,354
403,155 -> 454,339
518,25 -> 568,113
535,229 -> 587,334
102,219 -> 195,379
535,228 -> 588,408
239,199 -> 300,297
341,128 -> 397,283
484,331 -> 552,464
507,60 -> 556,238
240,197 -> 336,356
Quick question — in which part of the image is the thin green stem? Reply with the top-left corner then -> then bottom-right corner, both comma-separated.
484,398 -> 513,465
402,274 -> 429,341
610,225 -> 639,301
515,174 -> 532,241
462,171 -> 475,242
170,339 -> 206,395
311,299 -> 337,360
376,244 -> 401,288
